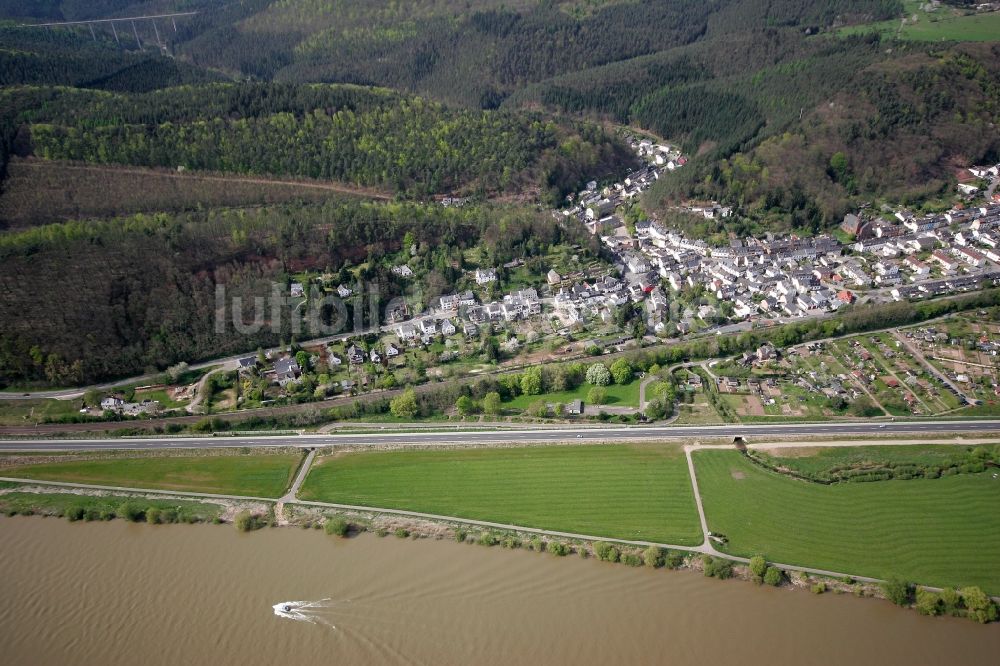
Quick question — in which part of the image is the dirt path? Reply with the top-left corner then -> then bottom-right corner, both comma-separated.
275,449 -> 317,525
15,160 -> 393,201
185,367 -> 224,415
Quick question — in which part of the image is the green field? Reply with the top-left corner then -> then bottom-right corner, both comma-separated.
839,3 -> 1000,41
0,398 -> 83,426
694,450 -> 1000,592
1,454 -> 302,498
300,444 -> 703,544
505,379 -> 641,410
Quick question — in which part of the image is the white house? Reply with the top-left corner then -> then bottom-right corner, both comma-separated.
475,268 -> 498,284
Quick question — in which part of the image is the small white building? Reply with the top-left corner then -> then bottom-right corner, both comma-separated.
475,268 -> 498,284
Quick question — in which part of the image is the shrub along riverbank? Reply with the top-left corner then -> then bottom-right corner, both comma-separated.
0,491 -> 224,524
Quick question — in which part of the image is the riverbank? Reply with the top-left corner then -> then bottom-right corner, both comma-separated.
1,477 -> 996,625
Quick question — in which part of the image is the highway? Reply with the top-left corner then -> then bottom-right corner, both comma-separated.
3,420 -> 1000,451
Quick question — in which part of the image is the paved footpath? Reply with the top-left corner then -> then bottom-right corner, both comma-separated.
275,449 -> 317,525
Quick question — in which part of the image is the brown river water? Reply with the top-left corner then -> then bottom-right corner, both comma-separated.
1,516 -> 997,665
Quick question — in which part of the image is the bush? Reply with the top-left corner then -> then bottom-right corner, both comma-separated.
65,506 -> 85,522
394,528 -> 410,538
529,536 -> 544,551
234,510 -> 265,532
454,528 -> 468,542
593,541 -> 620,562
622,553 -> 643,567
664,551 -> 685,569
117,502 -> 145,522
811,582 -> 827,594
324,517 -> 349,537
960,586 -> 999,624
940,587 -> 961,614
881,577 -> 914,606
749,554 -> 767,582
547,541 -> 569,556
643,546 -> 665,568
915,589 -> 941,616
145,507 -> 161,524
501,535 -> 522,549
763,566 -> 784,586
703,556 -> 733,579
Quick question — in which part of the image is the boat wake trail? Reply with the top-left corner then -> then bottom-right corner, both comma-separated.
272,599 -> 345,628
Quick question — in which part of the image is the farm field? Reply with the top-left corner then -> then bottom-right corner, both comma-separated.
299,443 -> 703,544
693,449 -> 1000,592
1,453 -> 302,498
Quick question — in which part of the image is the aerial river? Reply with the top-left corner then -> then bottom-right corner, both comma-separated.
1,516 -> 996,664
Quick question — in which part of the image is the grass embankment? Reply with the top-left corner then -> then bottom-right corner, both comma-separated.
694,449 -> 1000,592
300,444 -> 703,545
1,454 -> 302,498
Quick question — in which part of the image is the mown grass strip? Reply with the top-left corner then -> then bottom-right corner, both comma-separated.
300,444 -> 703,545
2,454 -> 301,498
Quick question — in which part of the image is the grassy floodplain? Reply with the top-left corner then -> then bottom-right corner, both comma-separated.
1,453 -> 302,498
694,449 -> 1000,592
300,444 -> 703,545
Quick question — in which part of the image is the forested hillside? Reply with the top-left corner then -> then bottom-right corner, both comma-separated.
4,83 -> 633,202
2,0 -> 999,389
0,200 -> 591,386
643,42 -> 1000,232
